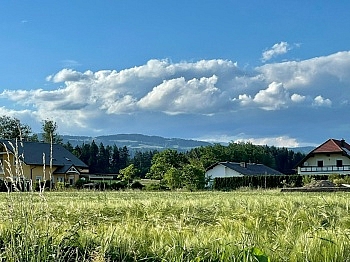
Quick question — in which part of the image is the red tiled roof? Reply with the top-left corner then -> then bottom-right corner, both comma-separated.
312,139 -> 350,153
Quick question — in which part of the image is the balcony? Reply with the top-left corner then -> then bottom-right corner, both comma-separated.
299,165 -> 350,174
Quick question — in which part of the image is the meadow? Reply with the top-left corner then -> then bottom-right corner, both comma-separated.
0,190 -> 350,261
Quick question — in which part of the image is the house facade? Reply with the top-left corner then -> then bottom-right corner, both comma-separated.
0,140 -> 89,186
297,139 -> 350,176
206,161 -> 284,182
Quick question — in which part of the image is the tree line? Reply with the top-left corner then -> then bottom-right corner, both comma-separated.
0,115 -> 306,190
63,140 -> 305,190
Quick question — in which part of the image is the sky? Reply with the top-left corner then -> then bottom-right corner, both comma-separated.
1,1 -> 350,148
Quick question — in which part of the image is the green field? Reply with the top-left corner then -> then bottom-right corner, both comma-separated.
1,190 -> 350,261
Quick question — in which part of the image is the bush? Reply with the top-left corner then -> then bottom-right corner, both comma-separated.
144,183 -> 169,191
75,178 -> 90,189
213,175 -> 303,190
130,181 -> 145,190
110,181 -> 127,190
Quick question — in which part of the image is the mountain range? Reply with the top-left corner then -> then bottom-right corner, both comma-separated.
59,133 -> 312,155
61,134 -> 212,152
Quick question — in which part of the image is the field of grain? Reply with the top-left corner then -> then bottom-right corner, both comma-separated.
0,190 -> 350,261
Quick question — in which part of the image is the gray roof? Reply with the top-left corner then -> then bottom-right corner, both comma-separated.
207,162 -> 284,176
0,140 -> 88,171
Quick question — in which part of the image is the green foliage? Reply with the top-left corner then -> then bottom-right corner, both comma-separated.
41,119 -> 62,144
74,178 -> 90,189
110,180 -> 127,190
163,167 -> 182,189
181,164 -> 206,190
130,180 -> 145,190
119,164 -> 138,184
0,115 -> 35,141
213,175 -> 303,190
242,247 -> 270,262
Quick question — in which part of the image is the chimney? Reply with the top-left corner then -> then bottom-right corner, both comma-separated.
240,162 -> 246,168
341,138 -> 345,147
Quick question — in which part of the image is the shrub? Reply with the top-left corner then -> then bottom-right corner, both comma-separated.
110,181 -> 127,190
130,181 -> 145,190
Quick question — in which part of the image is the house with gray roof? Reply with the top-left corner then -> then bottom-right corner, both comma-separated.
205,161 -> 284,186
0,140 -> 88,186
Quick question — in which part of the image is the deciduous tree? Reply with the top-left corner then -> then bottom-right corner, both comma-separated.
0,115 -> 35,141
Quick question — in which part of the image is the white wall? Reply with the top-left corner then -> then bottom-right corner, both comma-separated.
206,164 -> 243,180
303,153 -> 350,166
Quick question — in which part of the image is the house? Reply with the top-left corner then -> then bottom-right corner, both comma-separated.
206,161 -> 284,185
296,138 -> 350,176
0,140 -> 89,186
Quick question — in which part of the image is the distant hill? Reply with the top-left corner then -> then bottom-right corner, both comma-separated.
61,134 -> 212,152
288,146 -> 314,154
58,133 -> 312,155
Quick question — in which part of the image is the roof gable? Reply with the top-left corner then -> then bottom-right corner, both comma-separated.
312,139 -> 350,153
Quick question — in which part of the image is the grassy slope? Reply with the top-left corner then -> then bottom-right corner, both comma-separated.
0,190 -> 349,261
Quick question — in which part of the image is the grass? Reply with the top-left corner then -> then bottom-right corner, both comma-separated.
0,190 -> 350,261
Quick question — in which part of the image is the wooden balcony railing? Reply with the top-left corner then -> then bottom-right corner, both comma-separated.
300,165 -> 350,173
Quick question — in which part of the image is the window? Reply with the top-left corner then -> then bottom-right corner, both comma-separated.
35,176 -> 42,181
317,160 -> 323,167
57,177 -> 64,182
337,160 -> 343,167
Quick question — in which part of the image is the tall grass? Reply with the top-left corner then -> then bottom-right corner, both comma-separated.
1,141 -> 350,260
0,190 -> 349,261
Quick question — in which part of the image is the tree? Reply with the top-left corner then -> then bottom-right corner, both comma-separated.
119,164 -> 138,187
63,141 -> 74,152
88,141 -> 99,173
0,115 -> 35,141
97,142 -> 110,173
110,145 -> 120,173
164,167 -> 182,189
42,120 -> 62,144
181,164 -> 206,190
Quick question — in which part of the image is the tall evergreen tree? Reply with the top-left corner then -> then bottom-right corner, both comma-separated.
88,141 -> 99,173
42,119 -> 62,144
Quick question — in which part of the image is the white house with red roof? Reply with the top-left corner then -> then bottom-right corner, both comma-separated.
297,138 -> 350,176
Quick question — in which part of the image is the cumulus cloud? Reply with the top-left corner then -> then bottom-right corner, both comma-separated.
235,136 -> 300,148
1,51 -> 350,143
313,95 -> 332,107
291,93 -> 306,103
235,82 -> 291,110
261,42 -> 291,62
137,75 -> 221,114
197,134 -> 301,148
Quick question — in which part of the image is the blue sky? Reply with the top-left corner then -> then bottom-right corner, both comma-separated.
1,1 -> 350,147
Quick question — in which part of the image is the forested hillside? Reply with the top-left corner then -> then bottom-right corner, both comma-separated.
66,140 -> 305,178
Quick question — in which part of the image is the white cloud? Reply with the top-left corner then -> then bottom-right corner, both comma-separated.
313,95 -> 332,107
0,51 -> 350,144
46,68 -> 88,83
261,42 -> 290,62
257,51 -> 350,90
137,75 -> 221,114
236,82 -> 290,110
235,136 -> 300,148
196,133 -> 301,147
291,93 -> 306,103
